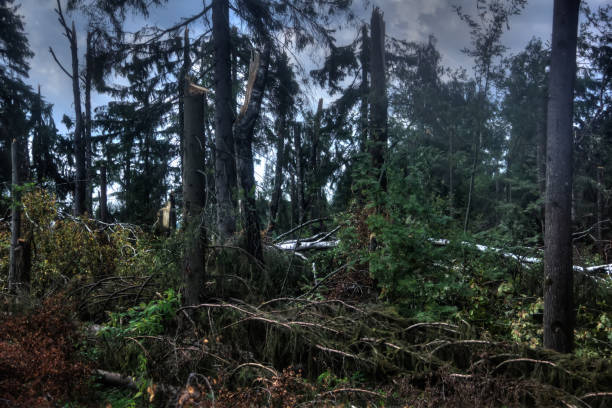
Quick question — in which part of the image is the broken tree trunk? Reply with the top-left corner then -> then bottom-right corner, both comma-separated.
369,7 -> 388,192
213,0 -> 237,241
182,78 -> 207,307
234,45 -> 271,264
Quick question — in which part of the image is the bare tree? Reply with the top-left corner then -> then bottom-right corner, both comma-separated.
369,8 -> 388,192
544,0 -> 581,353
50,0 -> 86,216
182,77 -> 207,307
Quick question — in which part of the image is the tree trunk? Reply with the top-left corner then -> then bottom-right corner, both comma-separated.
536,98 -> 547,236
268,119 -> 285,232
309,98 -> 323,224
213,0 -> 237,241
85,31 -> 93,216
69,21 -> 86,216
234,45 -> 271,264
294,122 -> 305,225
178,28 -> 191,178
359,24 -> 369,153
8,138 -> 22,293
182,78 -> 207,307
100,165 -> 109,222
544,0 -> 580,354
369,8 -> 388,192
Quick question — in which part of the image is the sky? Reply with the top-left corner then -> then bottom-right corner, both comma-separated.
16,0 -> 606,134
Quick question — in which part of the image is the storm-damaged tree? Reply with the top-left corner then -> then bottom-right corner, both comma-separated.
544,0 -> 581,353
50,0 -> 87,216
267,52 -> 298,232
1,0 -> 34,292
182,77 -> 208,307
368,7 -> 388,193
234,45 -> 271,263
213,0 -> 238,241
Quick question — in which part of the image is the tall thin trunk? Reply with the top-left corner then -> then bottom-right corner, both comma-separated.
294,122 -> 305,225
213,0 -> 237,240
71,21 -> 85,216
234,46 -> 271,264
544,0 -> 580,354
309,98 -> 323,222
8,138 -> 21,293
268,119 -> 285,232
182,78 -> 207,307
85,31 -> 93,215
359,24 -> 369,152
178,28 -> 191,178
369,8 -> 388,192
100,165 -> 109,222
464,72 -> 490,233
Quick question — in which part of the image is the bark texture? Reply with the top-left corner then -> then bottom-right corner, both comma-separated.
544,0 -> 580,353
234,46 -> 271,263
182,79 -> 207,307
213,0 -> 237,241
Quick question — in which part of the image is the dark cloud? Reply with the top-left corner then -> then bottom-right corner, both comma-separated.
16,0 -> 606,127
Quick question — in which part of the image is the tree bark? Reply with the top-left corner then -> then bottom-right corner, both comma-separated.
213,0 -> 237,241
178,28 -> 190,178
544,0 -> 580,354
234,45 -> 271,264
85,31 -> 93,216
369,8 -> 388,192
359,24 -> 369,153
68,19 -> 86,216
182,78 -> 207,307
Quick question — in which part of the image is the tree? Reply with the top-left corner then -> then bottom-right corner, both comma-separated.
1,0 -> 33,292
182,77 -> 207,307
50,0 -> 87,216
369,7 -> 388,192
234,45 -> 271,263
544,0 -> 581,353
213,0 -> 238,242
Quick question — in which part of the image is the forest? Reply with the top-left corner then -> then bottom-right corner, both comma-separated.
0,0 -> 611,406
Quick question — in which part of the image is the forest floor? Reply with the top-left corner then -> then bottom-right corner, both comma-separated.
1,265 -> 611,408
1,201 -> 611,407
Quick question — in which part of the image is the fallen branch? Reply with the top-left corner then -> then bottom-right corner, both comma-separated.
94,369 -> 139,390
